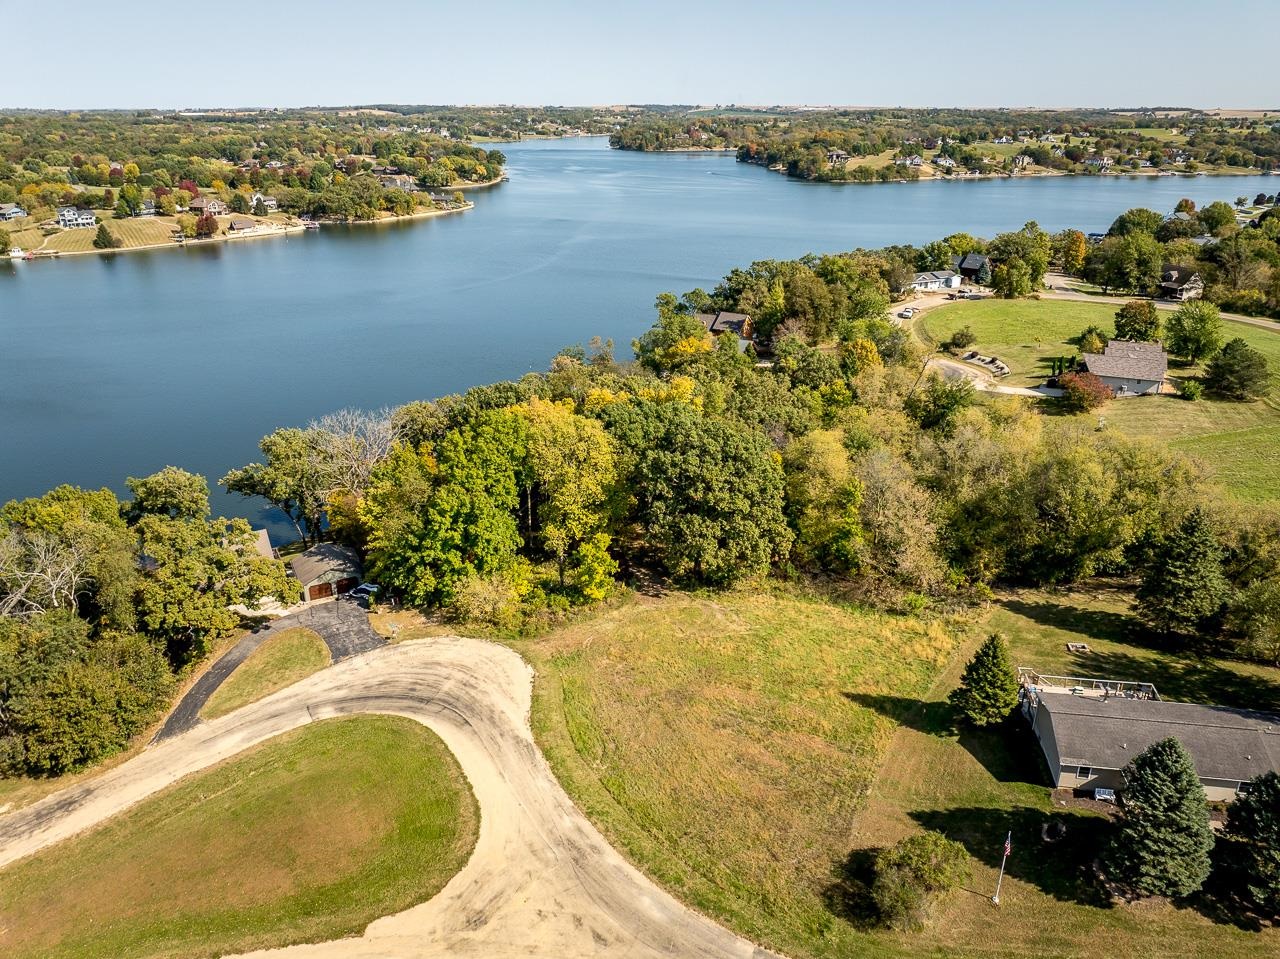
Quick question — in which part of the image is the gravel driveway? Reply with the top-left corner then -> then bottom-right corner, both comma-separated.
0,638 -> 782,959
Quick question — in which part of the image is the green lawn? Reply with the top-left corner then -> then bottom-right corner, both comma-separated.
517,588 -> 964,958
0,715 -> 477,959
200,627 -> 331,721
518,586 -> 1278,958
922,298 -> 1280,501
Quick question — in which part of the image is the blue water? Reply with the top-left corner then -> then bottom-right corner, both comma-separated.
1,136 -> 1271,539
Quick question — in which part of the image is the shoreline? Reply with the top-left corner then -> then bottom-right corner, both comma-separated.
316,200 -> 475,227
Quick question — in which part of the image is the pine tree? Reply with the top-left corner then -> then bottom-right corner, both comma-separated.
975,259 -> 992,285
1224,771 -> 1280,915
948,634 -> 1019,726
92,223 -> 119,249
1104,737 -> 1213,898
1136,507 -> 1228,638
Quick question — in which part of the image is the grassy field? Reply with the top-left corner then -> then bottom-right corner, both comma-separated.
922,298 -> 1280,501
519,586 -> 1279,958
516,588 -> 963,958
200,628 -> 331,721
0,715 -> 477,959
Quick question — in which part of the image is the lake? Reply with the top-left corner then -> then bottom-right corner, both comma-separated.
1,136 -> 1272,539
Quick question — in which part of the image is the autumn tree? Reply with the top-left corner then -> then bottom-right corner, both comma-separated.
1113,300 -> 1161,341
1057,371 -> 1112,412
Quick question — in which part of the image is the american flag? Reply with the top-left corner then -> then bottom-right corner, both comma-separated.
1003,834 -> 1012,857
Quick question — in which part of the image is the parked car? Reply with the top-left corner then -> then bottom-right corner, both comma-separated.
898,307 -> 915,319
348,583 -> 381,600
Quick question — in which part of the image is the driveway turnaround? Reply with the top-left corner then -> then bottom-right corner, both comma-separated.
0,638 -> 781,959
155,600 -> 385,741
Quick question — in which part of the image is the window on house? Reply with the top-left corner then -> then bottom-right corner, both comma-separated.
1077,766 -> 1093,779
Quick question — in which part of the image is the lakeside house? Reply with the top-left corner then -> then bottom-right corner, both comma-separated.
1080,339 -> 1167,396
949,252 -> 991,281
377,173 -> 419,191
137,200 -> 156,217
0,202 -> 26,220
1084,155 -> 1114,170
933,155 -> 956,169
696,311 -> 754,352
826,149 -> 850,165
894,154 -> 924,167
1012,153 -> 1034,170
1020,671 -> 1280,802
250,192 -> 278,212
188,196 -> 227,216
910,269 -> 961,292
289,543 -> 362,602
56,207 -> 97,229
228,216 -> 258,232
1159,265 -> 1205,300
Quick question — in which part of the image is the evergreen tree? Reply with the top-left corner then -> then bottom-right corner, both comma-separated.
948,634 -> 1019,726
1224,771 -> 1280,916
1203,338 -> 1270,401
1137,508 -> 1229,638
1104,737 -> 1213,898
975,259 -> 992,285
92,223 -> 119,249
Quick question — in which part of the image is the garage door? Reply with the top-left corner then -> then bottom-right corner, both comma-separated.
308,582 -> 334,601
335,577 -> 359,595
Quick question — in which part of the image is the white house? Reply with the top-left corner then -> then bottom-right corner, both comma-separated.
910,270 -> 962,292
1080,340 -> 1167,396
56,207 -> 97,229
0,202 -> 26,221
249,192 -> 278,212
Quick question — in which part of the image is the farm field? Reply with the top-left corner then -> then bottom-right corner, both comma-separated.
0,715 -> 477,959
200,627 -> 331,721
922,298 -> 1280,501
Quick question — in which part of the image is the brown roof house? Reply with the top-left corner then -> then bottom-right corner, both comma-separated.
1159,264 -> 1205,301
289,543 -> 362,602
1021,672 -> 1280,802
696,311 -> 754,352
1080,339 -> 1167,397
188,196 -> 227,216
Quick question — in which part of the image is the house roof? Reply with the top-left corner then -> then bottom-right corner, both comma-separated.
950,252 -> 990,272
288,543 -> 361,586
913,270 -> 958,284
0,202 -> 24,213
252,529 -> 274,561
229,216 -> 257,230
1160,265 -> 1202,289
1081,339 -> 1167,381
696,311 -> 751,337
1037,689 -> 1280,782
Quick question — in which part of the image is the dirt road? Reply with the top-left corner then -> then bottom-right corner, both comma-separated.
0,638 -> 779,959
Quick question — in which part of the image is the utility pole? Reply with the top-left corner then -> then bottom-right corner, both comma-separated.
992,830 -> 1012,905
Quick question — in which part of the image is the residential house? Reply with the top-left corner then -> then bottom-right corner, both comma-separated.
1084,155 -> 1113,169
695,311 -> 754,352
137,200 -> 156,217
56,207 -> 97,229
264,160 -> 286,170
894,154 -> 924,167
933,155 -> 956,169
949,252 -> 991,282
251,528 -> 276,561
826,149 -> 850,165
188,196 -> 227,216
289,543 -> 362,602
994,135 -> 1014,144
910,270 -> 962,292
228,216 -> 258,232
0,202 -> 26,220
1159,265 -> 1205,301
1011,154 -> 1034,170
1079,339 -> 1167,396
1021,673 -> 1280,802
377,173 -> 419,191
249,192 -> 279,212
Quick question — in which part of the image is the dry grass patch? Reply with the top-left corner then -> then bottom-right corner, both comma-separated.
0,715 -> 477,959
518,587 -> 962,958
200,627 -> 330,720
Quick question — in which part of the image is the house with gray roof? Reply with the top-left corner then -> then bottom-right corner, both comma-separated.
910,270 -> 961,292
695,311 -> 754,352
1159,264 -> 1205,301
1021,674 -> 1280,802
289,543 -> 362,602
949,252 -> 991,282
1080,339 -> 1167,396
0,202 -> 26,221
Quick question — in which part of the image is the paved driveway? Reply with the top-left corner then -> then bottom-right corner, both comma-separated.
155,600 -> 385,741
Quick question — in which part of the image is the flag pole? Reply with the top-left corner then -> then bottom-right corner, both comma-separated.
992,830 -> 1011,905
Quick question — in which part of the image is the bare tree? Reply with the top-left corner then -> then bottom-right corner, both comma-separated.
307,407 -> 396,498
0,529 -> 93,618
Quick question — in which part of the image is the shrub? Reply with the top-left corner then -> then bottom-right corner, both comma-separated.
449,561 -> 534,632
946,326 -> 976,350
1203,337 -> 1270,401
872,832 -> 971,929
1078,327 -> 1107,354
1058,371 -> 1112,412
1177,379 -> 1204,401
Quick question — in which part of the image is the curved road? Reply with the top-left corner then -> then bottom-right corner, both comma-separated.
0,638 -> 780,959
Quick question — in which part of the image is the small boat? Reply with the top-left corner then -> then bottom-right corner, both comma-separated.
302,220 -> 320,230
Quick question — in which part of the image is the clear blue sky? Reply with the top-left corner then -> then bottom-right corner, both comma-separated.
3,0 -> 1274,110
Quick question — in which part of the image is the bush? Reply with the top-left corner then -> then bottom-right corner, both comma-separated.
1058,371 -> 1112,412
449,561 -> 533,632
1177,379 -> 1204,401
946,326 -> 976,350
872,832 -> 971,929
1203,337 -> 1270,401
